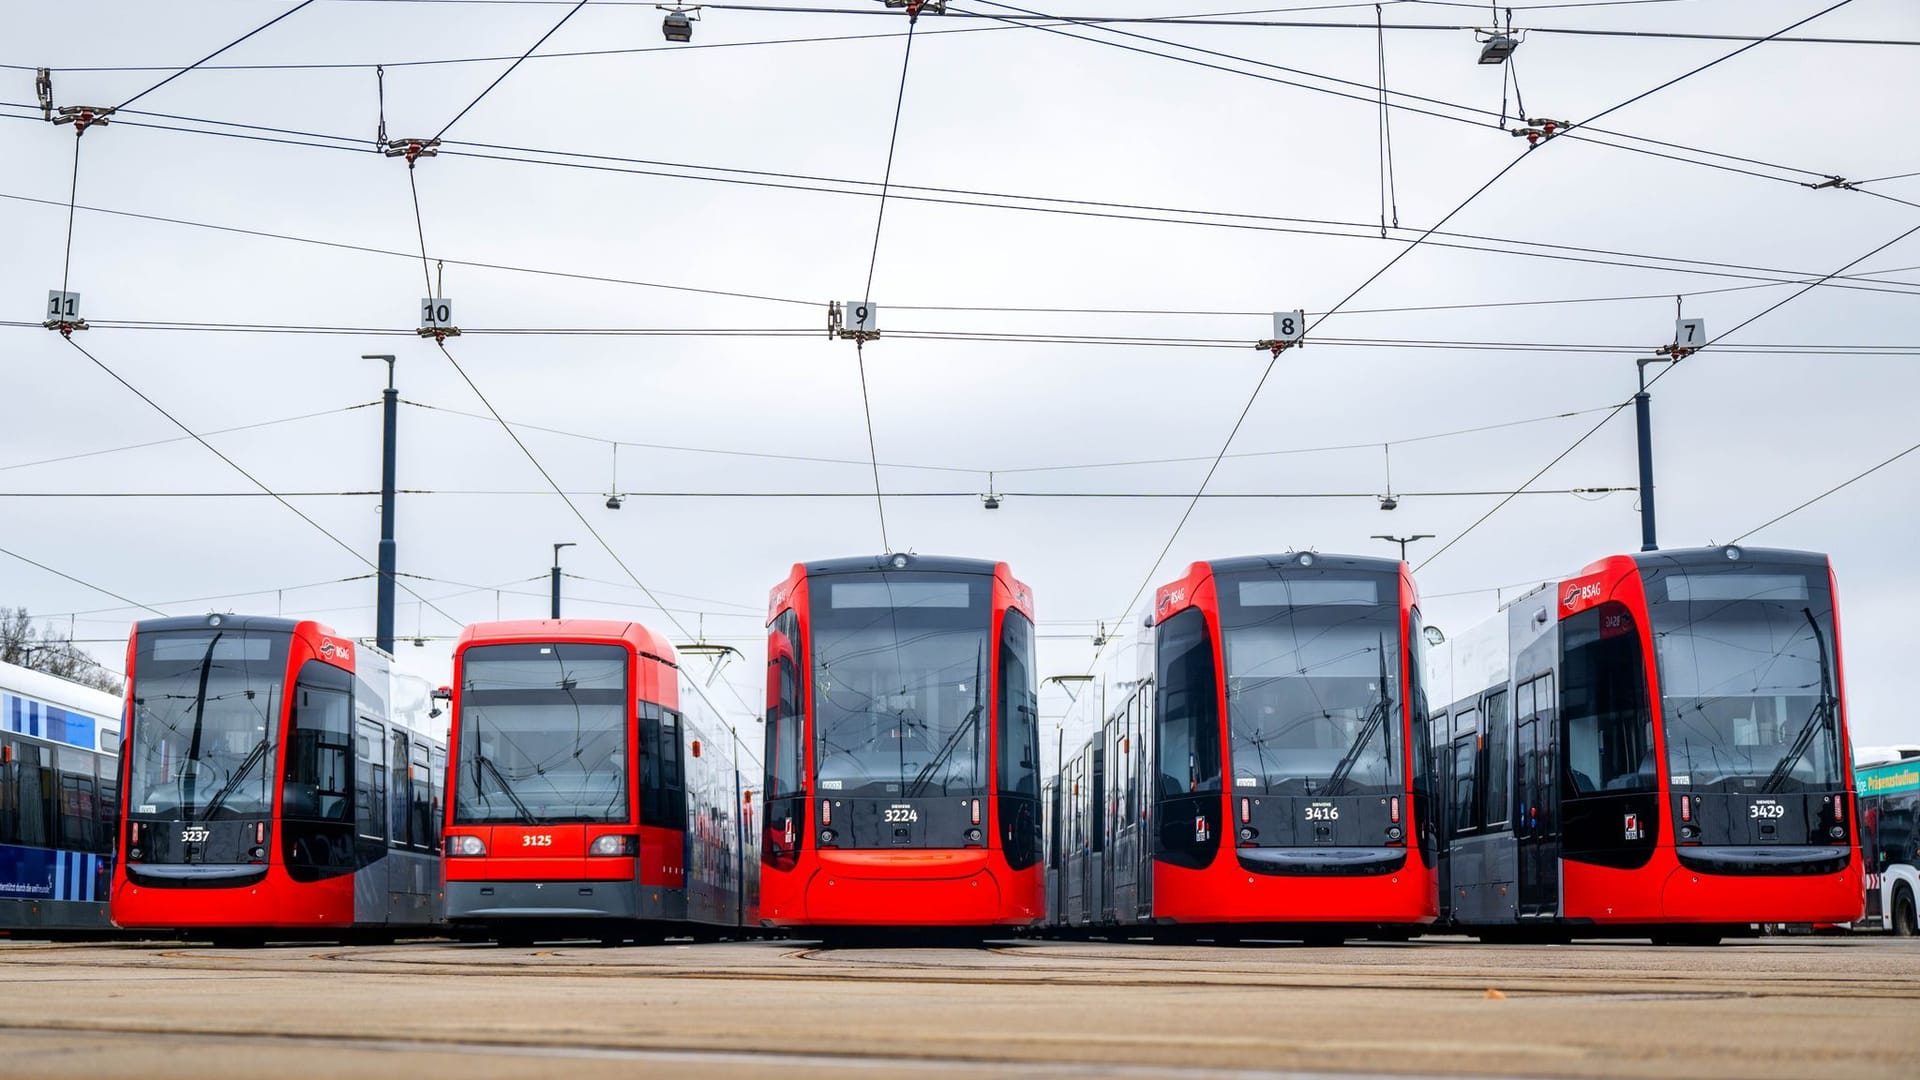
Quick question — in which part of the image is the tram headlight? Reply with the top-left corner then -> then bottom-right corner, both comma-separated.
1724,546 -> 1743,561
447,835 -> 487,857
889,553 -> 910,569
819,828 -> 837,845
1237,826 -> 1256,842
965,827 -> 983,844
1385,826 -> 1403,842
1829,825 -> 1846,840
589,834 -> 638,856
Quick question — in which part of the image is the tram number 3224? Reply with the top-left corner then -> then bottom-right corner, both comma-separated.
884,806 -> 920,824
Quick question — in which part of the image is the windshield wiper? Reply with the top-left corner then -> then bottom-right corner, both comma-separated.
180,632 -> 222,816
198,738 -> 269,821
1322,632 -> 1394,797
1762,608 -> 1837,794
475,751 -> 539,824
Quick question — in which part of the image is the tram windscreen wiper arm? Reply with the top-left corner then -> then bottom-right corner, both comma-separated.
198,737 -> 269,821
1322,632 -> 1394,797
1762,608 -> 1836,795
475,751 -> 539,824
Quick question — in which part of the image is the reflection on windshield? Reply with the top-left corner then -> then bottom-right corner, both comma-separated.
1220,574 -> 1400,797
811,573 -> 991,798
454,643 -> 628,825
1650,565 -> 1842,793
128,630 -> 287,822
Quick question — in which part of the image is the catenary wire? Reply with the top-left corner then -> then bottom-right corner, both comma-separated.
433,0 -> 591,140
0,544 -> 167,616
0,401 -> 379,473
1731,442 -> 1920,544
115,1 -> 319,109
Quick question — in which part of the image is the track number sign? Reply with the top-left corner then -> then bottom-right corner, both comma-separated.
421,297 -> 454,330
1272,310 -> 1305,343
47,290 -> 80,321
844,301 -> 878,333
1676,317 -> 1705,347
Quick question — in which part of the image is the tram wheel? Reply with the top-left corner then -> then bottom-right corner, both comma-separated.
1893,888 -> 1918,938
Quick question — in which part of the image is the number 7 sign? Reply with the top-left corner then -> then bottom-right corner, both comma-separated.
1675,317 -> 1705,346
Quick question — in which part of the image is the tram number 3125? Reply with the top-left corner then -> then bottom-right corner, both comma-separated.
521,834 -> 554,847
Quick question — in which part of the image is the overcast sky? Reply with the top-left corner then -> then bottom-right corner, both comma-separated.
3,0 -> 1916,772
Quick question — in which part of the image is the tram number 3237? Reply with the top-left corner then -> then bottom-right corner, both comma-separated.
521,834 -> 555,847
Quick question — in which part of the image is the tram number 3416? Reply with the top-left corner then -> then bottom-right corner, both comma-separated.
883,806 -> 919,824
1304,805 -> 1340,822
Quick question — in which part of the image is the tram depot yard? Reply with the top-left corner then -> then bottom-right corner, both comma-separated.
0,934 -> 1914,1079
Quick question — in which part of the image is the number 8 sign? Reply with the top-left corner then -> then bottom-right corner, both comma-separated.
1272,309 -> 1305,343
844,300 -> 878,333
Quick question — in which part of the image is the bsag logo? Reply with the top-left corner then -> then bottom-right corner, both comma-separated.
319,637 -> 352,662
1564,583 -> 1603,610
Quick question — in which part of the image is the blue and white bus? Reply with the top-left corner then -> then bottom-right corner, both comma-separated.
1857,748 -> 1920,936
1,658 -> 122,936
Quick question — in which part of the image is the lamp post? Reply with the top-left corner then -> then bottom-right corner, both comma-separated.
1635,357 -> 1682,552
1371,534 -> 1434,562
550,543 -> 576,619
364,354 -> 399,653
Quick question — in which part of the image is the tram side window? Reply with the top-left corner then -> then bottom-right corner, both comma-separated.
1155,608 -> 1222,799
431,746 -> 447,847
1450,716 -> 1479,838
54,747 -> 98,852
1047,785 -> 1062,869
997,609 -> 1042,869
285,665 -> 353,823
410,742 -> 434,852
356,720 -> 388,841
1562,601 -> 1655,796
641,706 -> 686,829
389,731 -> 413,848
1482,690 -> 1511,828
2,741 -> 55,847
766,610 -> 806,801
96,753 -> 119,852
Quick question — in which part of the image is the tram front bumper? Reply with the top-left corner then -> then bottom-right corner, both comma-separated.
446,880 -> 641,921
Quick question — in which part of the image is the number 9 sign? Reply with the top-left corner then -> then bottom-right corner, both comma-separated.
844,300 -> 878,333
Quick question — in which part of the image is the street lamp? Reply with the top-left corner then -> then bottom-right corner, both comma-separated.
550,542 -> 576,619
1371,534 -> 1434,561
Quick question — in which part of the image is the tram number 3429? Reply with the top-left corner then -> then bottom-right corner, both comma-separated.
1749,802 -> 1785,820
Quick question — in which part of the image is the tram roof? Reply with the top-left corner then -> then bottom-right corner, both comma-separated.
803,553 -> 1002,577
1625,545 -> 1830,572
1204,552 -> 1404,578
133,614 -> 306,636
453,619 -> 678,662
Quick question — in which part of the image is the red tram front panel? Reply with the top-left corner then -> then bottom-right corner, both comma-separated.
1552,549 -> 1862,927
114,616 -> 361,929
760,554 -> 1044,929
1147,555 -> 1439,927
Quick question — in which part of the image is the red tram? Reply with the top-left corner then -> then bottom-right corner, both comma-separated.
1049,553 -> 1439,941
1427,546 -> 1863,943
442,620 -> 758,945
113,615 -> 446,941
761,554 -> 1043,936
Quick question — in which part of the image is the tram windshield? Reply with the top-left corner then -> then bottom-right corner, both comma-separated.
454,643 -> 629,825
1219,573 -> 1402,797
127,629 -> 289,822
810,572 -> 992,799
1646,563 -> 1843,794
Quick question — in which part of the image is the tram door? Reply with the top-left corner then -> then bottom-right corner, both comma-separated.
1513,673 -> 1559,919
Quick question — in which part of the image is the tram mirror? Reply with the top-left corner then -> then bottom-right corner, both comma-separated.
1142,613 -> 1155,629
